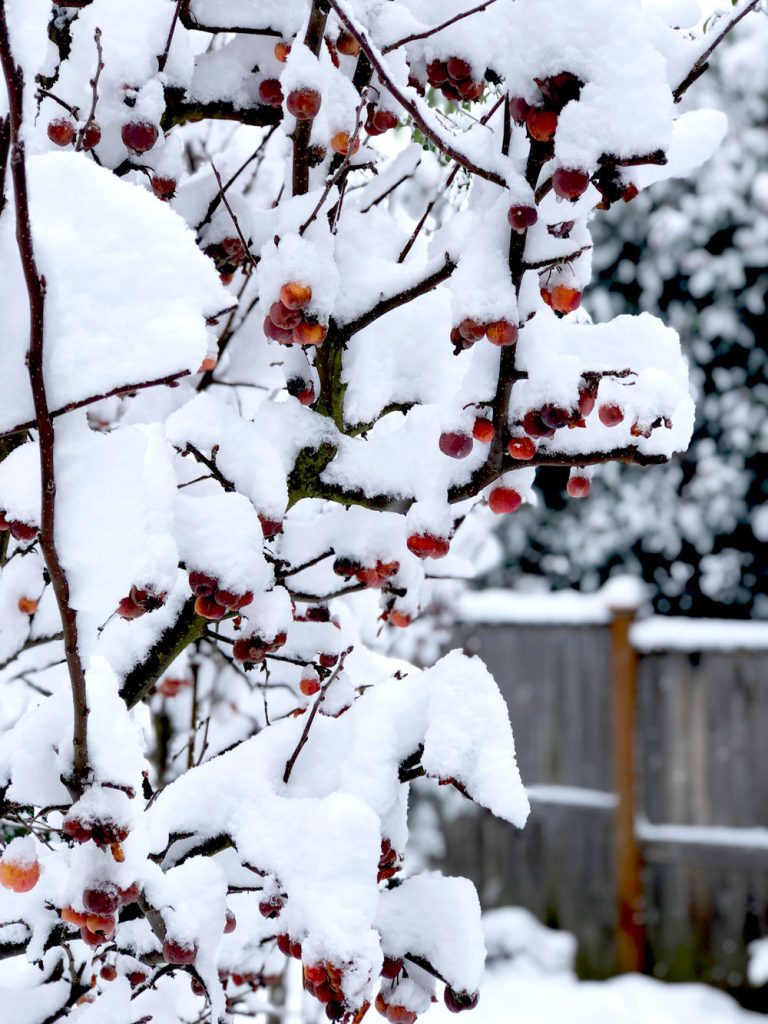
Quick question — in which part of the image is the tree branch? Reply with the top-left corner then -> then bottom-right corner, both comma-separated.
0,10 -> 89,796
326,0 -> 507,187
339,255 -> 456,337
673,0 -> 762,102
382,0 -> 498,53
283,652 -> 349,784
0,370 -> 191,440
292,1 -> 329,197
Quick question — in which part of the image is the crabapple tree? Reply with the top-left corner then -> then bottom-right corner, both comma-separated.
0,1 -> 758,1022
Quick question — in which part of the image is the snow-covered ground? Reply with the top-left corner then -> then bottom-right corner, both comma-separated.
428,970 -> 763,1024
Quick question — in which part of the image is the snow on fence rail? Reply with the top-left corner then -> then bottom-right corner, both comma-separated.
447,588 -> 768,991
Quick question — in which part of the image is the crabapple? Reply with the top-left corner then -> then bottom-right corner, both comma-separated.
372,109 -> 398,132
287,88 -> 322,120
259,79 -> 284,107
194,594 -> 226,620
540,404 -> 571,430
444,988 -> 479,1013
406,534 -> 450,559
522,410 -> 555,439
543,284 -> 582,314
426,60 -> 448,86
264,316 -> 294,343
287,377 -> 316,405
80,925 -> 105,947
163,938 -> 198,965
274,41 -> 291,62
269,302 -> 303,330
47,117 -> 75,146
599,403 -> 624,427
83,885 -> 119,915
280,281 -> 312,310
380,957 -> 403,979
293,320 -> 327,346
567,475 -> 591,499
526,108 -> 558,142
447,56 -> 471,79
508,204 -> 538,233
552,167 -> 591,201
472,418 -> 495,443
86,914 -> 116,938
485,320 -> 518,347
9,521 -> 38,542
0,855 -> 40,893
224,910 -> 237,933
336,30 -> 361,56
507,436 -> 536,460
259,515 -> 284,538
330,131 -> 360,156
489,487 -> 522,514
508,96 -> 529,124
100,964 -> 117,982
455,318 -> 484,344
151,176 -> 176,201
188,571 -> 217,597
388,610 -> 411,628
439,431 -> 473,459
578,386 -> 596,418
61,907 -> 89,927
300,675 -> 321,696
80,121 -> 101,150
18,596 -> 38,615
121,120 -> 159,154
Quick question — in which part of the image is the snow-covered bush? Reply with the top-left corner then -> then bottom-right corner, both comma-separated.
490,5 -> 768,617
0,1 -> 757,1021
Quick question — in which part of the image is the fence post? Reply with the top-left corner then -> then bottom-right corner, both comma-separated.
608,588 -> 645,973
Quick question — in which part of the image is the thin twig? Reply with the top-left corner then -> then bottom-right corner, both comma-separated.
0,4 -> 89,797
158,0 -> 184,74
382,0 -> 498,52
210,160 -> 258,268
397,94 -> 504,264
298,90 -> 368,236
1,371 -> 191,440
74,28 -> 103,152
283,651 -> 350,784
673,0 -> 762,102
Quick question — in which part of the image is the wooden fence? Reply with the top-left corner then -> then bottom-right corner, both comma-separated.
438,589 -> 768,1003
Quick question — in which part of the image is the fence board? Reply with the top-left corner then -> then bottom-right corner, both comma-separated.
441,617 -> 768,997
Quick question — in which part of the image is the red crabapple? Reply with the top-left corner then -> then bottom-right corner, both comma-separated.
489,487 -> 522,514
121,120 -> 159,155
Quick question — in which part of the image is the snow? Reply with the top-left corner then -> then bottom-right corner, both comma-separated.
428,969 -> 763,1024
0,155 -> 228,435
632,617 -> 768,651
637,819 -> 768,850
0,0 -> 753,1018
525,785 -> 618,811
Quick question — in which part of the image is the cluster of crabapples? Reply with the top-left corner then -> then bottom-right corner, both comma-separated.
425,56 -> 485,103
264,281 -> 328,347
48,113 -> 174,198
0,510 -> 38,542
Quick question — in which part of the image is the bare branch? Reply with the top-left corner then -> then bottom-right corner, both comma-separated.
283,652 -> 350,784
0,10 -> 89,795
673,0 -> 762,102
0,371 -> 192,440
382,0 -> 498,53
74,27 -> 103,153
